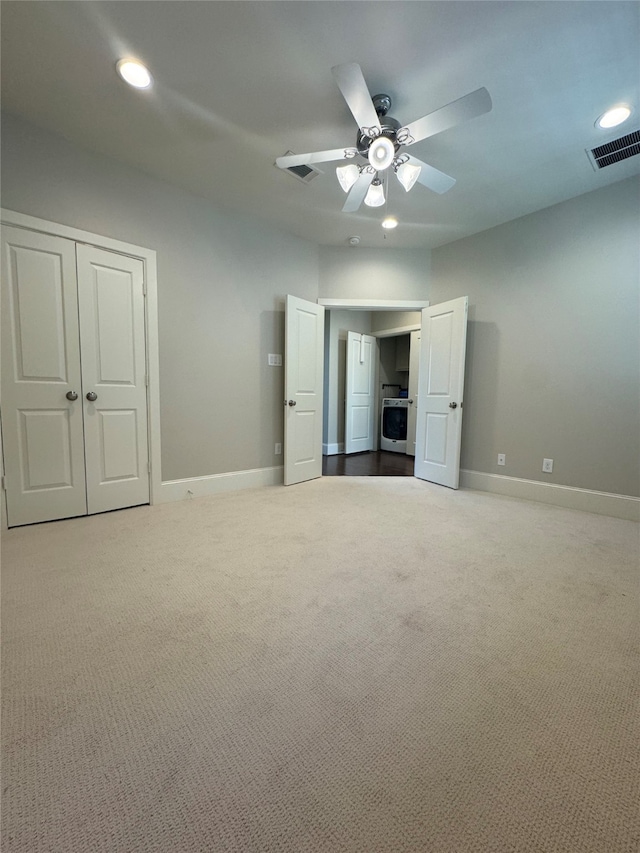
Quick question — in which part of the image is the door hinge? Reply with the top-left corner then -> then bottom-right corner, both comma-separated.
1,475 -> 6,491
143,281 -> 147,296
144,373 -> 149,387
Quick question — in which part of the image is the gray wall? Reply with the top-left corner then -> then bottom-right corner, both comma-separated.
370,311 -> 422,333
431,177 -> 640,497
1,113 -> 432,483
319,247 -> 430,300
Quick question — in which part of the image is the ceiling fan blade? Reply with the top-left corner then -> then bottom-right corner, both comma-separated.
331,63 -> 381,133
403,87 -> 492,145
276,147 -> 357,169
342,171 -> 374,213
405,155 -> 456,194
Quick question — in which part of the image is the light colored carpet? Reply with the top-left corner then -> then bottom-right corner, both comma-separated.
2,477 -> 638,852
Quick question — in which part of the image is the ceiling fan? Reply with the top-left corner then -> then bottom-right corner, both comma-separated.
276,63 -> 492,213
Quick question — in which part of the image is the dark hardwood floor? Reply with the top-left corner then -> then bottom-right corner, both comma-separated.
322,450 -> 415,477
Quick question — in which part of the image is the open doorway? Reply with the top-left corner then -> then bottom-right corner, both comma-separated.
321,304 -> 423,477
285,294 -> 468,490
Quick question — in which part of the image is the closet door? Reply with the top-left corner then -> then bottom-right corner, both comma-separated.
77,245 -> 149,514
1,227 -> 88,526
345,331 -> 376,454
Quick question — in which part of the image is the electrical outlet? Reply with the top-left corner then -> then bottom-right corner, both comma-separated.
275,442 -> 282,455
497,453 -> 506,466
542,458 -> 553,473
268,354 -> 282,366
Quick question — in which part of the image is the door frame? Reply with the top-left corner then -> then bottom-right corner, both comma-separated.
318,298 -> 428,465
0,208 -> 162,528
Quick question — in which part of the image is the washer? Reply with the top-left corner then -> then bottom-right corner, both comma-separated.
380,398 -> 408,453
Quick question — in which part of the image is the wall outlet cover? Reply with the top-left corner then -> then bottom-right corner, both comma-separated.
268,354 -> 282,367
497,453 -> 506,466
275,443 -> 282,455
542,458 -> 554,473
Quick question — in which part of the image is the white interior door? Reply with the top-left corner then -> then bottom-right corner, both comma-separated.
406,329 -> 421,457
284,295 -> 325,486
414,297 -> 468,488
1,227 -> 88,526
345,331 -> 376,454
77,245 -> 150,513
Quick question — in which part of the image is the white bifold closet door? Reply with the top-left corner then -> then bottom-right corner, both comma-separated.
1,227 -> 149,527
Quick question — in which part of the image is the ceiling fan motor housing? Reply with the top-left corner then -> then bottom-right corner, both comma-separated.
372,93 -> 392,117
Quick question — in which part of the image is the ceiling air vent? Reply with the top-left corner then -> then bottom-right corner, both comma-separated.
587,129 -> 640,170
278,152 -> 322,184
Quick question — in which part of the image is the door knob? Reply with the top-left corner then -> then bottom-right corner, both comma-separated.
86,391 -> 98,402
288,400 -> 297,407
66,391 -> 78,401
449,402 -> 457,409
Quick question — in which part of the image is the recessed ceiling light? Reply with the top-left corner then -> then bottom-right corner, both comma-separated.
116,59 -> 153,90
381,216 -> 398,230
596,105 -> 632,129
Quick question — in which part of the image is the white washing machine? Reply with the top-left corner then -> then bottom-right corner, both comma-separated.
380,398 -> 408,453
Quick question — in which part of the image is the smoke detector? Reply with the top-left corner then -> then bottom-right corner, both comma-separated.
348,236 -> 361,246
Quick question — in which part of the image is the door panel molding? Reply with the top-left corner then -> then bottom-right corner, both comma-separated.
1,209 -> 161,527
414,297 -> 468,489
77,245 -> 149,514
345,331 -> 376,454
284,295 -> 324,486
1,227 -> 88,525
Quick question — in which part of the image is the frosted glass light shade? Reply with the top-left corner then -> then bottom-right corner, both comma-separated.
336,164 -> 360,193
368,136 -> 395,171
396,162 -> 421,192
364,180 -> 385,207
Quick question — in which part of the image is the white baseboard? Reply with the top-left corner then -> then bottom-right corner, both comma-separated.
157,464 -> 638,521
323,443 -> 344,456
460,469 -> 640,522
158,465 -> 283,503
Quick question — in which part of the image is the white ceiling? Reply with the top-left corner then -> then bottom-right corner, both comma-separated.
2,1 -> 638,249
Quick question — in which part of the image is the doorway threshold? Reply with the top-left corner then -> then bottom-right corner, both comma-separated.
322,451 -> 414,477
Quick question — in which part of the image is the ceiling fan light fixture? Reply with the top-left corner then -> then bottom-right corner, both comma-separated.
364,179 -> 385,207
596,105 -> 632,129
396,162 -> 421,192
336,164 -> 360,193
368,136 -> 395,171
116,58 -> 153,89
382,216 -> 398,230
